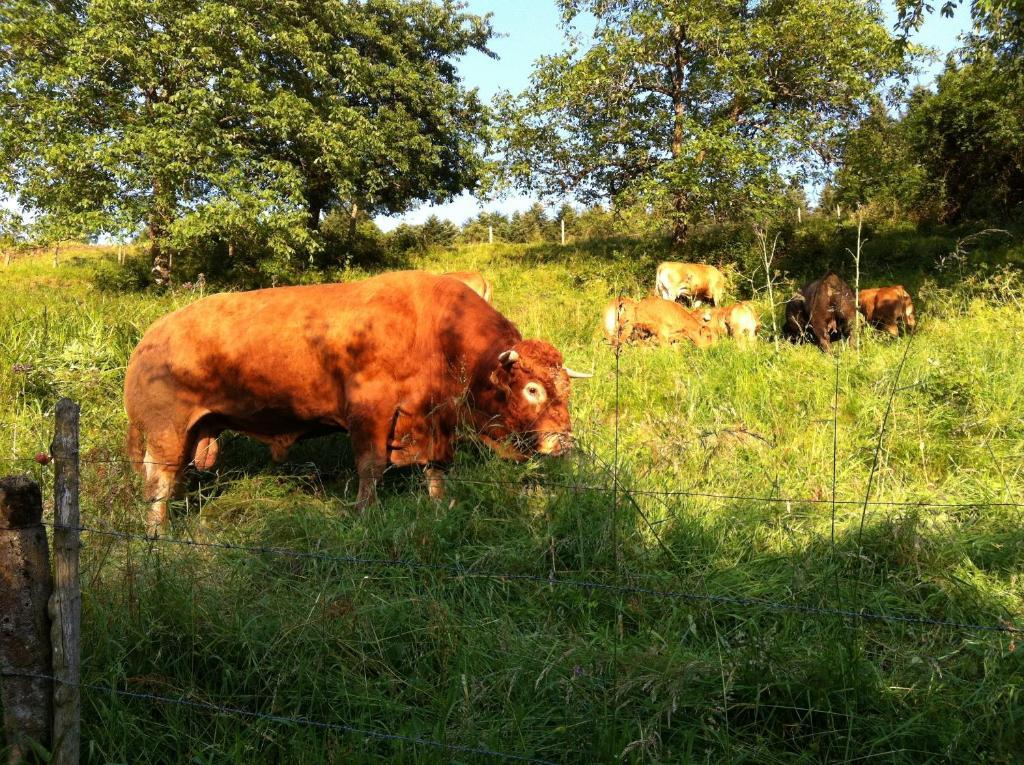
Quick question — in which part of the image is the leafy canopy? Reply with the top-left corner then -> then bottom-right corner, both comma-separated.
497,0 -> 907,241
0,0 -> 493,276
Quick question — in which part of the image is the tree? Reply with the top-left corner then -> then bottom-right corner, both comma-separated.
830,99 -> 935,220
906,57 -> 1024,221
0,0 -> 493,282
498,0 -> 907,244
895,1 -> 1022,67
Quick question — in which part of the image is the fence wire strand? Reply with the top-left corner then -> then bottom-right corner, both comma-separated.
0,670 -> 556,765
1,520 -> 1018,635
5,452 -> 1024,511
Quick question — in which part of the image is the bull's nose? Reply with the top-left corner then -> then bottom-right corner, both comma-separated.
538,432 -> 572,456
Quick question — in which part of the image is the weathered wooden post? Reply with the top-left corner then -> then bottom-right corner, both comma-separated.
0,476 -> 53,764
50,398 -> 80,765
488,225 -> 493,245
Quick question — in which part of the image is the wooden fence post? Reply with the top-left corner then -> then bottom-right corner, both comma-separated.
0,476 -> 53,764
50,399 -> 80,765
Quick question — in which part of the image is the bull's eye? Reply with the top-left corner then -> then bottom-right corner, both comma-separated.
523,382 -> 547,405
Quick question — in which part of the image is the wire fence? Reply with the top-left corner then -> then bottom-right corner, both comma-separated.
0,519 -> 1018,635
2,308 -> 1023,762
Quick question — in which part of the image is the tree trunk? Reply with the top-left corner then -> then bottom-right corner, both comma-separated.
149,176 -> 171,286
307,185 -> 328,232
149,226 -> 170,287
348,201 -> 359,241
670,23 -> 689,246
672,199 -> 689,245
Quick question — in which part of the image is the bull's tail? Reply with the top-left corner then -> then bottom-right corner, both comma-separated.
126,420 -> 146,477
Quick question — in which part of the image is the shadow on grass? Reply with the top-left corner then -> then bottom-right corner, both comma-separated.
73,423 -> 1024,764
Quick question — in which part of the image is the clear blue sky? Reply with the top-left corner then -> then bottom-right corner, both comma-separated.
377,0 -> 972,230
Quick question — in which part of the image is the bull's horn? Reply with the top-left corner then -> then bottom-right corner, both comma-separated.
564,366 -> 593,379
498,350 -> 519,366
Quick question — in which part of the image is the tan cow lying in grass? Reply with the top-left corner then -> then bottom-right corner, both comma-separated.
655,262 -> 726,306
858,286 -> 916,336
601,296 -> 714,348
696,302 -> 761,345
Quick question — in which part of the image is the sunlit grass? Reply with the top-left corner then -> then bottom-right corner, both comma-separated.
1,240 -> 1022,763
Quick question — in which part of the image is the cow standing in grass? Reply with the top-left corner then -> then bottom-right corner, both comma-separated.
859,286 -> 917,336
785,273 -> 856,352
655,262 -> 726,306
125,271 -> 590,536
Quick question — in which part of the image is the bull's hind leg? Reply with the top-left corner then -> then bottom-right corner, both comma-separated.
140,430 -> 188,537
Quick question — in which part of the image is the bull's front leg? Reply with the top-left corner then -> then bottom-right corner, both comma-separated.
425,465 -> 446,500
349,411 -> 391,511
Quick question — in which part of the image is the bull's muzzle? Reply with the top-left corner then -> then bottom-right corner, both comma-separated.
537,431 -> 573,456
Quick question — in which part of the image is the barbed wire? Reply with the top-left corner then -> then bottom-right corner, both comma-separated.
0,670 -> 556,765
1,520 -> 1018,635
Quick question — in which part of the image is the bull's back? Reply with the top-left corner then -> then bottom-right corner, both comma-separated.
125,273 -> 505,433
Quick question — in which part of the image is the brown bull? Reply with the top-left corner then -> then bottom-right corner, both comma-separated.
125,271 -> 589,535
859,286 -> 916,336
697,302 -> 760,345
444,270 -> 494,304
601,295 -> 714,348
655,262 -> 726,306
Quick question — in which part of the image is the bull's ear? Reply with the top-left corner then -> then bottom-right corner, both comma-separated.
498,350 -> 519,368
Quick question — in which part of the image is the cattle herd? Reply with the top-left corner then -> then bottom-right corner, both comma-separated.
603,262 -> 916,353
124,264 -> 917,533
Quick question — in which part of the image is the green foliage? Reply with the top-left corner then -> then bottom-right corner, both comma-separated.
831,100 -> 938,222
497,0 -> 907,241
0,0 -> 493,276
895,0 -> 1023,62
833,53 -> 1024,224
907,55 -> 1024,222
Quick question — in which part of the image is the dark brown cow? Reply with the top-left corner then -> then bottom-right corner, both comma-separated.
601,295 -> 714,348
859,286 -> 916,336
125,271 -> 589,535
783,293 -> 811,344
789,273 -> 857,352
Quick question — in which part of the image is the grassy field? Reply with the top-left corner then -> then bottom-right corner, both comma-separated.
1,236 -> 1023,763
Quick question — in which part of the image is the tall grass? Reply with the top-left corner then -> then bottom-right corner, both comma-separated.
1,237 -> 1022,763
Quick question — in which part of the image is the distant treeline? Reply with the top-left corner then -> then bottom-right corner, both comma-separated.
1,1 -> 1020,287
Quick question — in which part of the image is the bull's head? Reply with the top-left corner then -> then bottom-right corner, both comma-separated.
484,339 -> 589,459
